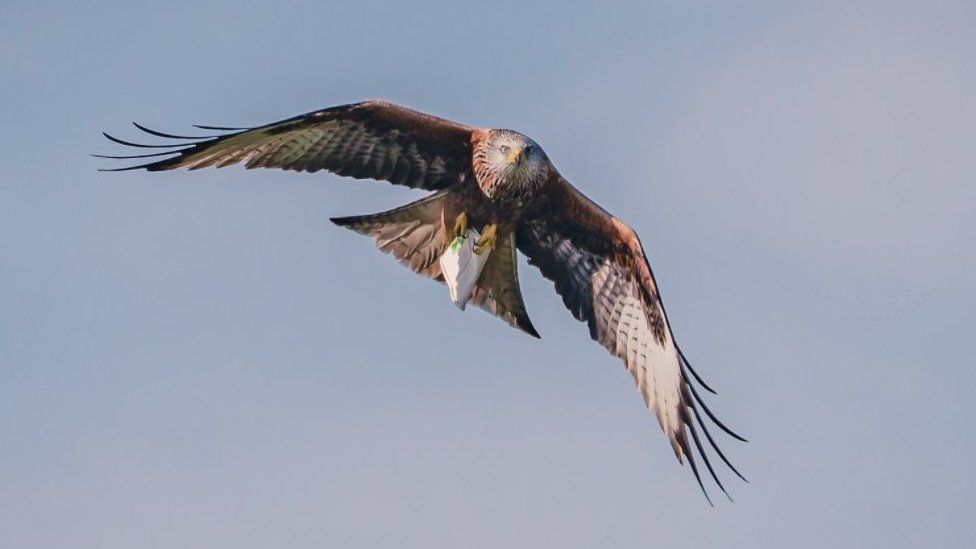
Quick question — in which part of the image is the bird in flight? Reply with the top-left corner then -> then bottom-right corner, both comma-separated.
99,100 -> 746,502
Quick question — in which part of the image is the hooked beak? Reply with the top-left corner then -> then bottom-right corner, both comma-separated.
505,146 -> 523,166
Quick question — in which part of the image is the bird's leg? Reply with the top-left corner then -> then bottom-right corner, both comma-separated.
474,223 -> 497,255
450,211 -> 469,241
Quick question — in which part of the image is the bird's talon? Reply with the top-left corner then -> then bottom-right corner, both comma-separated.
474,223 -> 497,255
451,211 -> 468,241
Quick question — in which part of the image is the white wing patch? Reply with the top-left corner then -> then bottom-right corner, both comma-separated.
590,259 -> 683,442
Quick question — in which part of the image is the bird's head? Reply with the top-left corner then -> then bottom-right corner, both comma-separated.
482,129 -> 549,189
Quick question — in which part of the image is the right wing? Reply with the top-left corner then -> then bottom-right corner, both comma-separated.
517,176 -> 746,502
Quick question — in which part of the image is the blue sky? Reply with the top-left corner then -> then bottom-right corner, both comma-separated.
2,1 -> 974,547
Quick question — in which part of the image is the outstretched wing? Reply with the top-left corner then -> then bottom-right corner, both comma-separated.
98,100 -> 476,190
516,176 -> 746,503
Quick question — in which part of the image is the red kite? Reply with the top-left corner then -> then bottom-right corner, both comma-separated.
100,100 -> 745,502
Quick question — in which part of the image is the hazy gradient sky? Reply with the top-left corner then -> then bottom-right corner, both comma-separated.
2,1 -> 975,547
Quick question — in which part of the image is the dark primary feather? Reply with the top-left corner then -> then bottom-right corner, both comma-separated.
678,345 -> 718,395
685,372 -> 748,442
98,100 -> 477,191
193,124 -> 251,131
101,132 -> 194,149
130,122 -> 223,140
684,384 -> 748,483
93,150 -> 189,160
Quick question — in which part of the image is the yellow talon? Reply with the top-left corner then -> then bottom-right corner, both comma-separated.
451,211 -> 468,241
474,223 -> 497,255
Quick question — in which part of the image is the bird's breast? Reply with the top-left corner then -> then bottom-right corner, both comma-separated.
453,177 -> 539,230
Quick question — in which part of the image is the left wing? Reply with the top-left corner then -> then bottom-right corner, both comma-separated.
97,100 -> 476,190
516,176 -> 746,502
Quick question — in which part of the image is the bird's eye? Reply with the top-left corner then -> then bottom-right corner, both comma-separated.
524,145 -> 534,154
499,145 -> 510,154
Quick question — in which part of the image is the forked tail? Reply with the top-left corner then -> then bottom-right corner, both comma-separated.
331,191 -> 539,337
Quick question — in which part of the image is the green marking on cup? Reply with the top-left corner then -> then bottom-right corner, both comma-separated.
450,235 -> 465,252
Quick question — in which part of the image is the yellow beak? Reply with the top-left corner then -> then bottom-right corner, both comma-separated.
505,146 -> 523,165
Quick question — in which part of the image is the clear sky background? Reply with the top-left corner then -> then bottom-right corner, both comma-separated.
2,1 -> 974,547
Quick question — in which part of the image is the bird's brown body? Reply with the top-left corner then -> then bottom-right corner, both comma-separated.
442,157 -> 544,238
100,99 -> 745,503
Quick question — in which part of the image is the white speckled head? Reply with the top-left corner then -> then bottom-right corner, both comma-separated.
485,129 -> 547,186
